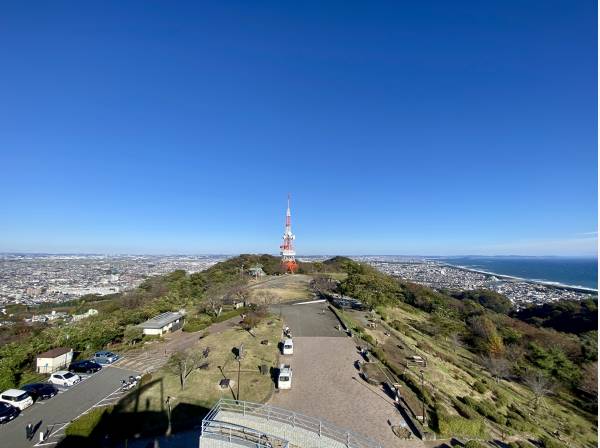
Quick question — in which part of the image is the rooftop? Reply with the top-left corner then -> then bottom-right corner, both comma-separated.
138,311 -> 184,329
37,347 -> 72,359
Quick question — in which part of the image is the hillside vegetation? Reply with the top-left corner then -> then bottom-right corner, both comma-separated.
336,261 -> 597,447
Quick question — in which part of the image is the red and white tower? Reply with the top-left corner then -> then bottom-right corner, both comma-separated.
280,194 -> 298,273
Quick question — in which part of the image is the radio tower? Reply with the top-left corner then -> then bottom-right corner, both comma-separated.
280,194 -> 298,273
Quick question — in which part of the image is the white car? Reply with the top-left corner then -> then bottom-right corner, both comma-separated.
0,389 -> 34,410
49,371 -> 81,387
282,338 -> 293,355
277,364 -> 292,390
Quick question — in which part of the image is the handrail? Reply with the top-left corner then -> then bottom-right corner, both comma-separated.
201,399 -> 383,448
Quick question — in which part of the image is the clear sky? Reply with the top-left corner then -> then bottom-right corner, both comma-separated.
0,1 -> 597,256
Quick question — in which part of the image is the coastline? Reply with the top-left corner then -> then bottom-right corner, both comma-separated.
438,262 -> 598,294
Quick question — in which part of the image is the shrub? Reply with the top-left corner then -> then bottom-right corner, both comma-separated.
452,397 -> 480,419
459,396 -> 506,425
464,440 -> 487,448
508,441 -> 534,448
473,380 -> 487,394
437,413 -> 487,438
539,436 -> 567,448
65,406 -> 113,437
182,316 -> 211,332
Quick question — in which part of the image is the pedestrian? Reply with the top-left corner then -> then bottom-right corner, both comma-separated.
26,422 -> 32,440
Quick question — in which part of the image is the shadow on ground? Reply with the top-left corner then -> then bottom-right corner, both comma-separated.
56,377 -> 210,448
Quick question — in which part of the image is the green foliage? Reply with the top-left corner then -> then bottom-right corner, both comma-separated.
539,435 -> 568,448
65,406 -> 113,437
464,440 -> 487,448
182,316 -> 211,332
473,380 -> 487,394
339,262 -> 405,307
123,325 -> 143,344
452,397 -> 480,419
580,331 -> 598,362
460,396 -> 506,425
528,343 -> 581,385
451,289 -> 512,314
437,412 -> 487,438
515,298 -> 597,334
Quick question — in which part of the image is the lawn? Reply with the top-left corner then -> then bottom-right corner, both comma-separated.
109,315 -> 283,435
247,274 -> 313,303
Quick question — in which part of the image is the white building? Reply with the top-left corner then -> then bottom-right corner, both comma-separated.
36,347 -> 73,374
138,312 -> 184,336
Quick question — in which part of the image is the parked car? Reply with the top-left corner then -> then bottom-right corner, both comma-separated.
0,389 -> 34,411
92,351 -> 120,365
277,364 -> 292,390
21,383 -> 59,401
282,338 -> 293,355
48,371 -> 81,387
69,360 -> 102,374
0,402 -> 19,424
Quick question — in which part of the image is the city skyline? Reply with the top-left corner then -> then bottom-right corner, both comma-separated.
1,2 -> 597,256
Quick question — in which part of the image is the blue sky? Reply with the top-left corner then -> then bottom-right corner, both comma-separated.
0,1 -> 597,256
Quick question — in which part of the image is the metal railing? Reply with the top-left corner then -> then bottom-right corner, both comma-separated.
200,399 -> 383,448
201,419 -> 292,448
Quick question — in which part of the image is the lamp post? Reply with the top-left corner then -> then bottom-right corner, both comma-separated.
420,370 -> 426,425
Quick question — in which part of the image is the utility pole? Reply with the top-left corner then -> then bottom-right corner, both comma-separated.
420,370 -> 426,425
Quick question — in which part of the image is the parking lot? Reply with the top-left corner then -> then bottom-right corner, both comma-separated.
270,301 -> 420,448
0,364 -> 138,448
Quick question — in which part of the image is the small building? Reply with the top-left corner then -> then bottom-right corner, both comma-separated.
138,312 -> 184,336
36,347 -> 73,374
248,264 -> 266,278
72,308 -> 98,322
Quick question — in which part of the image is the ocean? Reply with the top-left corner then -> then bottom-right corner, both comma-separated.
434,256 -> 598,290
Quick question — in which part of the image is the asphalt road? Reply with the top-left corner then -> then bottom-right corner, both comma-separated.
273,301 -> 343,337
0,364 -> 138,448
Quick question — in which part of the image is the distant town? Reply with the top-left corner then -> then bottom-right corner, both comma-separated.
0,254 -> 226,307
0,254 -> 595,313
355,256 -> 597,309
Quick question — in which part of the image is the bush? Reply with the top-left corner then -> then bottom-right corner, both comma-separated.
473,380 -> 487,394
508,441 -> 534,448
437,413 -> 487,438
452,397 -> 480,419
212,307 -> 246,323
65,406 -> 113,437
182,316 -> 211,332
539,436 -> 567,448
459,396 -> 506,425
464,440 -> 487,448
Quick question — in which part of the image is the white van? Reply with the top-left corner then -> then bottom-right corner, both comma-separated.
0,389 -> 34,410
277,364 -> 292,390
282,338 -> 293,355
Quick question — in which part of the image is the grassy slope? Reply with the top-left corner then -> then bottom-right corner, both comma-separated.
350,303 -> 597,447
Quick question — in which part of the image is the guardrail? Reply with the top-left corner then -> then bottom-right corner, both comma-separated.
201,418 -> 292,448
201,399 -> 383,448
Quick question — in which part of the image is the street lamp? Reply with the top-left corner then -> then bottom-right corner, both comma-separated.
420,370 -> 426,425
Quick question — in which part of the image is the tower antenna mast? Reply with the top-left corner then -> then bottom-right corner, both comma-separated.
279,194 -> 298,273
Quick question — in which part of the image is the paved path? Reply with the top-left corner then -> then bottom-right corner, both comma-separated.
0,365 -> 138,448
269,303 -> 422,448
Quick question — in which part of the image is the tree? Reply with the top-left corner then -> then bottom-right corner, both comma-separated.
580,362 -> 598,396
168,349 -> 204,390
123,325 -> 143,345
523,369 -> 553,411
482,356 -> 510,383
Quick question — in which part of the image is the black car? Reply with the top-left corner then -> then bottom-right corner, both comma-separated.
0,402 -> 19,424
69,360 -> 102,374
21,383 -> 59,401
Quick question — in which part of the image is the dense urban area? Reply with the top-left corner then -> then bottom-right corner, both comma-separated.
0,254 -> 226,306
354,257 -> 596,309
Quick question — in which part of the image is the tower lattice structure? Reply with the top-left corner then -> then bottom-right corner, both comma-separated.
280,194 -> 298,273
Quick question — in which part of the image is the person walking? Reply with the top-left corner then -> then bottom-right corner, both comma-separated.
26,422 -> 33,440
